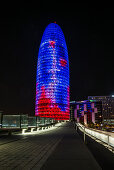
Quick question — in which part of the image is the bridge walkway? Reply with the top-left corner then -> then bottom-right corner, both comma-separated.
0,122 -> 102,169
41,122 -> 101,170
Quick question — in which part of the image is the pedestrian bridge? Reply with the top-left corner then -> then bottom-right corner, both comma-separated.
0,122 -> 114,169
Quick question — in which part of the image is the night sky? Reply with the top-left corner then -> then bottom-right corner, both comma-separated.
0,3 -> 114,115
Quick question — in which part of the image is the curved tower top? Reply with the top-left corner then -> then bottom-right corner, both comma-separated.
35,23 -> 70,120
40,23 -> 67,50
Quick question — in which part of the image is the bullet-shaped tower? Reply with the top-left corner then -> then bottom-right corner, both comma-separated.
35,23 -> 70,120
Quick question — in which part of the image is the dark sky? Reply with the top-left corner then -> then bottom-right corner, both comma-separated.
0,3 -> 114,115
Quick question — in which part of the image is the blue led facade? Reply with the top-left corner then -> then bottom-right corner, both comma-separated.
35,23 -> 70,120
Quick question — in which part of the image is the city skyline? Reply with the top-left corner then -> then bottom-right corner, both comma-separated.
0,3 -> 114,114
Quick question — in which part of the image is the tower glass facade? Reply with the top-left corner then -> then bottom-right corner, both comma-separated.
35,23 -> 70,120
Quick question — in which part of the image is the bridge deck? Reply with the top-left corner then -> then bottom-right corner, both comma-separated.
41,122 -> 101,170
0,122 -> 102,170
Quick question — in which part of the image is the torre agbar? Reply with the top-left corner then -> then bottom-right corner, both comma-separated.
35,23 -> 70,120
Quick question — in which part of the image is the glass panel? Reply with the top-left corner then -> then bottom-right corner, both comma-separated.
28,117 -> 37,127
39,117 -> 45,126
21,115 -> 28,129
2,115 -> 20,128
46,118 -> 51,125
36,116 -> 41,127
36,117 -> 54,126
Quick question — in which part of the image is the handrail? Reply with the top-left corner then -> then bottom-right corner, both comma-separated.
77,123 -> 113,136
76,123 -> 114,148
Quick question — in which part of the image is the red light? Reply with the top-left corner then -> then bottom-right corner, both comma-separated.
60,58 -> 67,67
37,86 -> 69,120
49,41 -> 55,48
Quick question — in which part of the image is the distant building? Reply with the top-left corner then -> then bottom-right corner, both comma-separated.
70,100 -> 102,125
88,96 -> 114,125
70,101 -> 77,121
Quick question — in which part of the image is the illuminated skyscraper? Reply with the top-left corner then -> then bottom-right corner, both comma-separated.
35,23 -> 70,120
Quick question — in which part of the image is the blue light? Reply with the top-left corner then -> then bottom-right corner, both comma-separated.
35,23 -> 70,120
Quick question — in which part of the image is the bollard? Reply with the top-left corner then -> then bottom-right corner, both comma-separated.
31,128 -> 35,132
22,129 -> 26,134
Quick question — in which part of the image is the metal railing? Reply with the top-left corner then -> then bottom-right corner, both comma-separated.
76,123 -> 114,149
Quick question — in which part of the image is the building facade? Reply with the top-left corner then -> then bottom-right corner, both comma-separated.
88,96 -> 114,125
70,100 -> 102,125
35,23 -> 70,120
70,101 -> 76,121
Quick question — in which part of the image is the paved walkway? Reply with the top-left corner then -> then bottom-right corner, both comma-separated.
41,122 -> 101,170
0,122 -> 101,170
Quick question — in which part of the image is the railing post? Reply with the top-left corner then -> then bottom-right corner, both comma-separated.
75,123 -> 78,132
108,135 -> 109,148
84,127 -> 86,143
